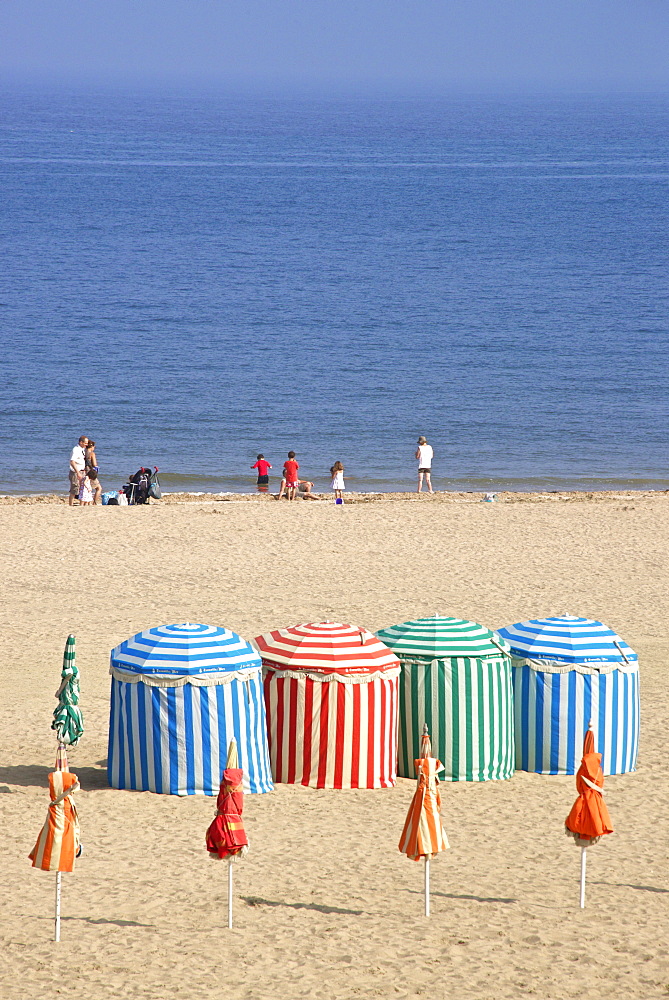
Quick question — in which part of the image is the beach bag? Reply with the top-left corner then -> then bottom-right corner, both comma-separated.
102,491 -> 118,506
117,492 -> 128,506
149,483 -> 162,500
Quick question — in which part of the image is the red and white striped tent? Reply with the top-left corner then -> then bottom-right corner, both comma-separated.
254,621 -> 401,789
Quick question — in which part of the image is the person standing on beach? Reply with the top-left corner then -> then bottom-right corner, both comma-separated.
85,439 -> 101,495
69,435 -> 88,506
251,454 -> 272,491
282,451 -> 299,501
330,461 -> 345,500
415,436 -> 434,493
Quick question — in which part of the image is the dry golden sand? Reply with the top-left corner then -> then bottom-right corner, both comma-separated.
0,493 -> 668,1000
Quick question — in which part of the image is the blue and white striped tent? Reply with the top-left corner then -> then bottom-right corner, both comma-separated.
496,615 -> 639,776
108,623 -> 273,795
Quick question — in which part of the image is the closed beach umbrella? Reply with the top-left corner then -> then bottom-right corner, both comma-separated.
565,723 -> 614,908
206,740 -> 249,861
398,726 -> 449,916
496,615 -> 639,776
52,634 -> 84,747
29,763 -> 81,941
255,621 -> 400,789
108,623 -> 273,795
206,738 -> 249,928
377,616 -> 514,782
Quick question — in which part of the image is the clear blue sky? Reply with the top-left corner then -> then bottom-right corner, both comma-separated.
2,0 -> 668,94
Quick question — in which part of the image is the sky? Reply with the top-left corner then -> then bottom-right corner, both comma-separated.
1,0 -> 668,94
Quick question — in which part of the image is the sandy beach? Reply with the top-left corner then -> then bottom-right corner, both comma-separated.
0,491 -> 667,1000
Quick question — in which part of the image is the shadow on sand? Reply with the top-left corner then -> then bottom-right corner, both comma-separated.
0,764 -> 109,790
242,896 -> 363,915
591,881 -> 669,894
407,889 -> 516,904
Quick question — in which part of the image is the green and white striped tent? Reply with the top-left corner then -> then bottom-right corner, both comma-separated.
376,616 -> 514,782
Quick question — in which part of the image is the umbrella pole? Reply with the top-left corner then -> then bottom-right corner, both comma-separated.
579,846 -> 587,909
55,872 -> 62,941
424,858 -> 430,917
228,858 -> 233,929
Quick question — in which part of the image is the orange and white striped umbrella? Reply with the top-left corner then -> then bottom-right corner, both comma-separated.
398,729 -> 449,862
29,767 -> 81,873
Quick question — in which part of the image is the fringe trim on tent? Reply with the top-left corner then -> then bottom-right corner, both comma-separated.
261,663 -> 401,684
510,656 -> 638,675
397,656 -> 509,668
109,664 -> 261,687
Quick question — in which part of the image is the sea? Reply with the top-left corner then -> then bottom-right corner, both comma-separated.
1,89 -> 667,496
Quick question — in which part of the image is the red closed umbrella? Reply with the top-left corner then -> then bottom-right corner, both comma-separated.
206,768 -> 248,860
205,739 -> 248,927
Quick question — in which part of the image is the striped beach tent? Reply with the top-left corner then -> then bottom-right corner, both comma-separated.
254,621 -> 400,789
108,623 -> 273,795
496,615 -> 639,776
377,616 -> 514,782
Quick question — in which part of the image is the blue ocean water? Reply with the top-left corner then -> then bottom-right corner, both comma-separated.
0,90 -> 667,495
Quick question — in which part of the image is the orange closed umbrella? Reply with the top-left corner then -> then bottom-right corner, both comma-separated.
399,725 -> 449,916
565,723 -> 613,908
29,748 -> 81,940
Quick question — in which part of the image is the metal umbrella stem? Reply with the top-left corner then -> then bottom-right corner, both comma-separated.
55,872 -> 62,942
228,859 -> 233,929
579,846 -> 587,909
424,858 -> 430,917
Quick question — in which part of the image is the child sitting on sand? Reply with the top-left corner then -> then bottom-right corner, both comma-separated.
330,461 -> 345,500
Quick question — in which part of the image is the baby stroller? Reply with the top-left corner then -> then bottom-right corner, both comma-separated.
123,466 -> 161,505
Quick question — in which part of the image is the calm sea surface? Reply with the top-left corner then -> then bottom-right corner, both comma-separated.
0,91 -> 667,495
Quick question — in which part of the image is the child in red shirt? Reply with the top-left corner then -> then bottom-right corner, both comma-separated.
251,454 -> 272,489
282,451 -> 299,501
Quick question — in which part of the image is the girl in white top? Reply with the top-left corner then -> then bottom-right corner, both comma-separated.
78,473 -> 93,506
415,436 -> 434,493
330,461 -> 345,499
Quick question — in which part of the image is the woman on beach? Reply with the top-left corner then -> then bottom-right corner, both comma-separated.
330,461 -> 345,499
85,440 -> 98,474
85,439 -> 102,500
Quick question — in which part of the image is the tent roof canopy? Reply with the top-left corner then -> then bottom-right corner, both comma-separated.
111,623 -> 261,676
376,616 -> 510,660
496,615 -> 637,665
253,621 -> 399,675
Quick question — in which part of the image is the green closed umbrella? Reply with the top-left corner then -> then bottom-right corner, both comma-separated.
377,616 -> 514,782
52,635 -> 84,747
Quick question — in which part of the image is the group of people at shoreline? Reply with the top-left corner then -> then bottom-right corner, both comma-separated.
252,437 -> 434,499
250,452 -> 346,501
67,435 -> 434,504
68,435 -> 102,506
